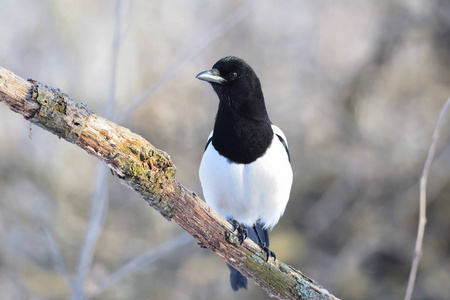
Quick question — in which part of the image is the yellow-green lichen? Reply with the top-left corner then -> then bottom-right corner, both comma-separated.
27,80 -> 92,143
139,146 -> 154,161
56,96 -> 67,114
246,252 -> 291,292
112,148 -> 177,219
279,263 -> 291,274
126,144 -> 140,156
245,251 -> 331,299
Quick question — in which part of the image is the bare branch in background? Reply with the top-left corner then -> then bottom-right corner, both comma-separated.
43,228 -> 74,289
91,232 -> 193,296
72,167 -> 109,300
0,66 -> 340,300
404,97 -> 450,300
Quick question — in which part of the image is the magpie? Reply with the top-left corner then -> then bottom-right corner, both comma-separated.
196,56 -> 293,291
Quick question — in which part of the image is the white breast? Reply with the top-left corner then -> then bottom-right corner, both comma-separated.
199,125 -> 293,230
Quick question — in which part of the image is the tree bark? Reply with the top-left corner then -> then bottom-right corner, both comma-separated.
0,66 -> 340,300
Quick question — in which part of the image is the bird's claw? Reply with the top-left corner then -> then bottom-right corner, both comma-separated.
260,242 -> 276,262
231,220 -> 247,245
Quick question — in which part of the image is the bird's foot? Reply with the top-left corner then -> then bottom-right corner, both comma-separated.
225,220 -> 247,247
259,242 -> 276,262
231,220 -> 247,244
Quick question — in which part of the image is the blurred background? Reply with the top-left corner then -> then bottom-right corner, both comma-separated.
1,0 -> 450,299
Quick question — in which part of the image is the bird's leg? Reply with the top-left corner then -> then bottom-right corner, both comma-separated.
230,219 -> 247,244
252,225 -> 276,262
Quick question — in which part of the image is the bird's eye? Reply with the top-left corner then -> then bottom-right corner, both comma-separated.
229,72 -> 238,80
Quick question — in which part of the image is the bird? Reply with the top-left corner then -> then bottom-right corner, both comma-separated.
196,56 -> 293,291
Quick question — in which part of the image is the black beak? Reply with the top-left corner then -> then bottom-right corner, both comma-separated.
196,68 -> 227,84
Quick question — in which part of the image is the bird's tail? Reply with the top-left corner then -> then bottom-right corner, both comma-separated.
227,221 -> 269,291
227,263 -> 248,291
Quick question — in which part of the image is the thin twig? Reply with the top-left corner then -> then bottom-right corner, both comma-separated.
89,232 -> 193,296
42,228 -> 74,289
115,5 -> 249,123
104,0 -> 126,121
404,97 -> 450,300
71,166 -> 110,300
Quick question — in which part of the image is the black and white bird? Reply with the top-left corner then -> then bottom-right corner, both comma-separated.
196,56 -> 293,291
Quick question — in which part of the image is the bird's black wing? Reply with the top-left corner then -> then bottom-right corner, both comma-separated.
204,136 -> 213,152
276,134 -> 291,162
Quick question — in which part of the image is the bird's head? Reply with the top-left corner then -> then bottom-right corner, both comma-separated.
196,56 -> 267,119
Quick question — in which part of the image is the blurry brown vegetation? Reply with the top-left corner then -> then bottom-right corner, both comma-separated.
1,1 -> 450,299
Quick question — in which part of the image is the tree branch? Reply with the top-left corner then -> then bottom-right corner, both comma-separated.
404,97 -> 450,300
0,66 -> 340,300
